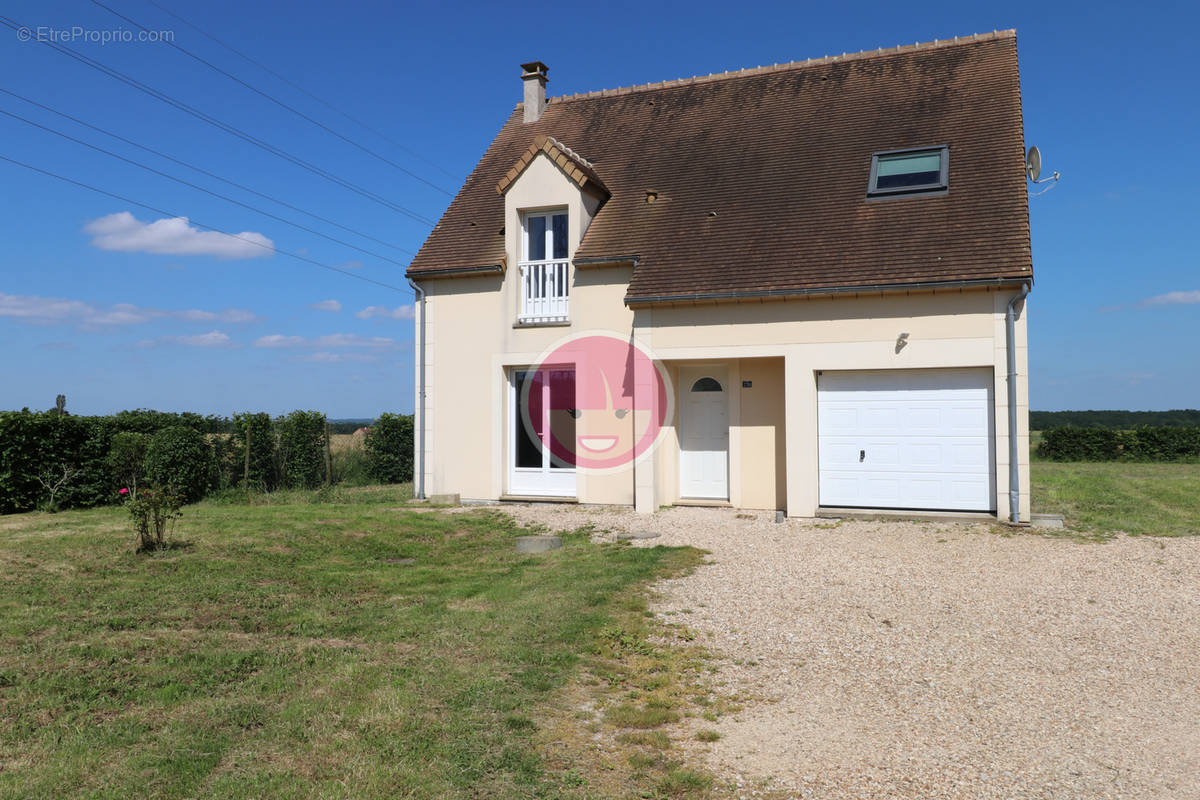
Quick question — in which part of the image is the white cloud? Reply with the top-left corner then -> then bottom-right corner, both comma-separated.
136,330 -> 238,349
0,292 -> 259,329
1139,290 -> 1200,307
254,333 -> 401,350
310,299 -> 342,312
355,304 -> 415,321
84,211 -> 274,260
314,334 -> 401,349
294,352 -> 377,364
178,308 -> 259,323
254,334 -> 306,348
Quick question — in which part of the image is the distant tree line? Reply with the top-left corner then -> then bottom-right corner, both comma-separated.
0,407 -> 413,514
1031,410 -> 1200,430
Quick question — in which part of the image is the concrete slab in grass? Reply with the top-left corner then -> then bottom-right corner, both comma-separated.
515,535 -> 562,553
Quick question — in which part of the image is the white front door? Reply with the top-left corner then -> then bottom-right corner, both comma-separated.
679,369 -> 729,499
817,368 -> 996,512
509,368 -> 577,497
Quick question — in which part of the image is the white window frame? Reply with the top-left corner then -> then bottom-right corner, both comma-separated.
507,366 -> 577,498
518,209 -> 570,324
521,209 -> 568,263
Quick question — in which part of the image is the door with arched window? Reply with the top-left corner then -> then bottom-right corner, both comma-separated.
679,367 -> 729,499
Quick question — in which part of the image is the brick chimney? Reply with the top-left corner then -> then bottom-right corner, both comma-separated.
521,61 -> 548,124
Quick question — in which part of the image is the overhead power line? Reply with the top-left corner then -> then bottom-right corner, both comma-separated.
0,13 -> 437,226
0,151 -> 410,293
0,90 -> 413,258
88,0 -> 454,196
0,88 -> 413,255
143,0 -> 460,182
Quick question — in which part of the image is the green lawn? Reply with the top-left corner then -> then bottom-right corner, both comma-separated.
1031,461 -> 1200,537
0,486 -> 710,799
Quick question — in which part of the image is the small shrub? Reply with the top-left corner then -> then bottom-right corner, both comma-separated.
145,426 -> 212,503
364,413 -> 414,484
122,486 -> 183,551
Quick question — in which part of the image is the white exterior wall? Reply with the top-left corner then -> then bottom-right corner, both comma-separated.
635,290 -> 1030,520
411,153 -> 1031,521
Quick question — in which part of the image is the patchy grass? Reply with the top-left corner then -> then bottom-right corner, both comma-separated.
534,566 -> 746,799
1031,461 -> 1200,537
0,486 -> 711,799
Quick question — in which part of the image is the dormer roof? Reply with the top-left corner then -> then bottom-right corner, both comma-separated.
495,135 -> 609,198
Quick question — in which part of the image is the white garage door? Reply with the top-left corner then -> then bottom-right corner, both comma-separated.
818,369 -> 996,512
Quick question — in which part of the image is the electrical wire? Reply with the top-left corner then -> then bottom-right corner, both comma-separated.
88,0 -> 454,196
0,88 -> 413,255
0,152 -> 411,293
0,104 -> 412,265
0,13 -> 437,226
143,0 -> 460,181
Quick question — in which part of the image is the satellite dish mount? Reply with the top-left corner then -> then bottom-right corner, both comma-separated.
1025,145 -> 1060,196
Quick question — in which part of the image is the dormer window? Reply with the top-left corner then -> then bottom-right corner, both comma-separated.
519,210 -> 569,324
524,211 -> 568,260
867,146 -> 948,197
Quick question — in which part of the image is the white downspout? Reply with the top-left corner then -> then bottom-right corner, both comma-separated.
1005,283 -> 1029,523
407,278 -> 426,500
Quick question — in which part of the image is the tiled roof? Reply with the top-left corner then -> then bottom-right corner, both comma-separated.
407,31 -> 1033,300
495,135 -> 609,197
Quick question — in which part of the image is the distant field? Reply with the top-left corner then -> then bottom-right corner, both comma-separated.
329,432 -> 365,453
1031,461 -> 1200,537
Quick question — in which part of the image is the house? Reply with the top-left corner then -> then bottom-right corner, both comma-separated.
405,30 -> 1033,521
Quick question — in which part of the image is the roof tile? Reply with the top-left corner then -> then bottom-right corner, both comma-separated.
408,32 -> 1033,300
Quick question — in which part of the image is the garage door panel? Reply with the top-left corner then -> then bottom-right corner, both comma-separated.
818,369 -> 996,512
910,443 -> 942,466
907,407 -> 941,430
822,407 -> 858,435
822,442 -> 861,466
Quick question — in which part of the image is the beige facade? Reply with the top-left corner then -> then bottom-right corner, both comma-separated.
413,151 -> 1031,521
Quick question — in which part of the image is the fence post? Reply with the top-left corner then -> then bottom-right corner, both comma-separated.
324,420 -> 333,487
244,427 -> 251,486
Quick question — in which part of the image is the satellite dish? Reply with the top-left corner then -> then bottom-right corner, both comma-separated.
1026,146 -> 1042,182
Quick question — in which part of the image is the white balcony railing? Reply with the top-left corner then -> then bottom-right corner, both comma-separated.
519,259 -> 569,324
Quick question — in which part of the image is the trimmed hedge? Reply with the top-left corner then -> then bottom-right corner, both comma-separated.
276,410 -> 327,490
1038,426 -> 1200,462
365,413 -> 414,484
145,426 -> 212,503
233,412 -> 276,491
1,409 -> 413,513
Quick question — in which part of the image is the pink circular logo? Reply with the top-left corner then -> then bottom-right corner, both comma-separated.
520,333 -> 671,471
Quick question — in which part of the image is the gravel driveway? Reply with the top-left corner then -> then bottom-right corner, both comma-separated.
497,504 -> 1200,799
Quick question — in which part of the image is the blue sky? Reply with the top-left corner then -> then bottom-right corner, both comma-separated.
0,0 -> 1195,416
